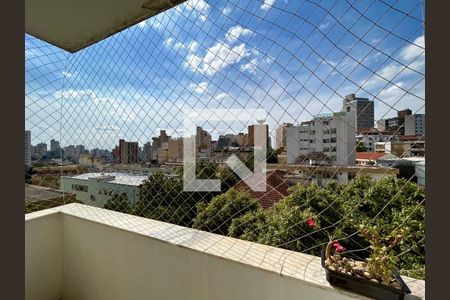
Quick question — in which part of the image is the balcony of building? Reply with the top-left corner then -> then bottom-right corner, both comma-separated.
26,203 -> 425,300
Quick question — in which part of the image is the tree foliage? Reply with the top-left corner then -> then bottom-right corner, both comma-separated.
104,193 -> 130,213
192,188 -> 261,235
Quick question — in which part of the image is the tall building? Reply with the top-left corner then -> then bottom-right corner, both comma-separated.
196,126 -> 212,158
142,142 -> 152,162
286,112 -> 355,166
50,139 -> 60,152
378,109 -> 424,136
404,113 -> 425,136
35,142 -> 48,158
119,139 -> 139,164
343,94 -> 374,131
275,123 -> 293,150
152,130 -> 170,161
247,124 -> 270,148
168,138 -> 184,162
217,135 -> 231,149
25,130 -> 31,166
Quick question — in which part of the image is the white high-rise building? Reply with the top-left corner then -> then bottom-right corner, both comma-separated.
286,112 -> 355,166
25,130 -> 31,166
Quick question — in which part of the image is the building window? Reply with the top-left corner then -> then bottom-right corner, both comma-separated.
348,173 -> 356,181
330,128 -> 337,134
90,195 -> 96,201
99,188 -> 114,196
323,139 -> 330,143
72,184 -> 88,192
330,137 -> 337,143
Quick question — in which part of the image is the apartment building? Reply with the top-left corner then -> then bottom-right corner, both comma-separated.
404,113 -> 425,136
168,138 -> 183,162
61,172 -> 147,207
343,94 -> 374,131
119,139 -> 139,164
286,112 -> 355,166
375,136 -> 425,157
356,130 -> 400,152
275,122 -> 293,150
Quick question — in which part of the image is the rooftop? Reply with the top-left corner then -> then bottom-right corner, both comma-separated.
234,170 -> 290,209
355,152 -> 389,160
63,172 -> 148,186
25,184 -> 65,202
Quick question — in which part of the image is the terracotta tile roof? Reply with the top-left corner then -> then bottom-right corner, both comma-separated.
355,152 -> 386,160
234,170 -> 291,209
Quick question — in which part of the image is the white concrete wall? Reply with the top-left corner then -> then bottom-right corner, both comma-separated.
25,212 -> 63,300
61,214 -> 361,300
61,177 -> 140,207
25,204 -> 425,300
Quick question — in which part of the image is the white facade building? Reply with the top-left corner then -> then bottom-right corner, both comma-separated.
356,132 -> 400,152
25,130 -> 32,166
404,114 -> 425,136
286,112 -> 355,166
61,172 -> 148,207
403,157 -> 426,186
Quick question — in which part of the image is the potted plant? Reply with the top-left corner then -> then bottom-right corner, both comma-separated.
321,224 -> 412,300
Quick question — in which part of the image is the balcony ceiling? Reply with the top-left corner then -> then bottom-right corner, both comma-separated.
25,0 -> 186,53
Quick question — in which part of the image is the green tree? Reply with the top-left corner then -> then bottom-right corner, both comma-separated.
192,188 -> 261,235
394,162 -> 417,181
104,193 -> 130,213
25,165 -> 34,183
356,141 -> 368,152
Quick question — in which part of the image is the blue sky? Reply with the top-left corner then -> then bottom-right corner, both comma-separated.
25,0 -> 425,149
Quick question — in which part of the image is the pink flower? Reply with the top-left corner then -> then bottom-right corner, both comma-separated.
332,242 -> 346,253
306,218 -> 316,228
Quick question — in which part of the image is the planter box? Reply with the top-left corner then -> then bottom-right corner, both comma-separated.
321,250 -> 411,300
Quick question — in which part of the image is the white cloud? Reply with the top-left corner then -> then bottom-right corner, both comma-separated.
319,22 -> 330,30
398,35 -> 425,62
240,58 -> 259,74
164,37 -> 174,47
137,20 -> 147,28
222,7 -> 232,15
184,41 -> 251,76
225,25 -> 253,43
181,25 -> 255,76
188,41 -> 199,52
191,82 -> 209,94
62,71 -> 74,78
187,0 -> 210,13
260,0 -> 276,11
164,37 -> 185,50
215,92 -> 227,100
174,41 -> 184,50
54,89 -> 96,100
